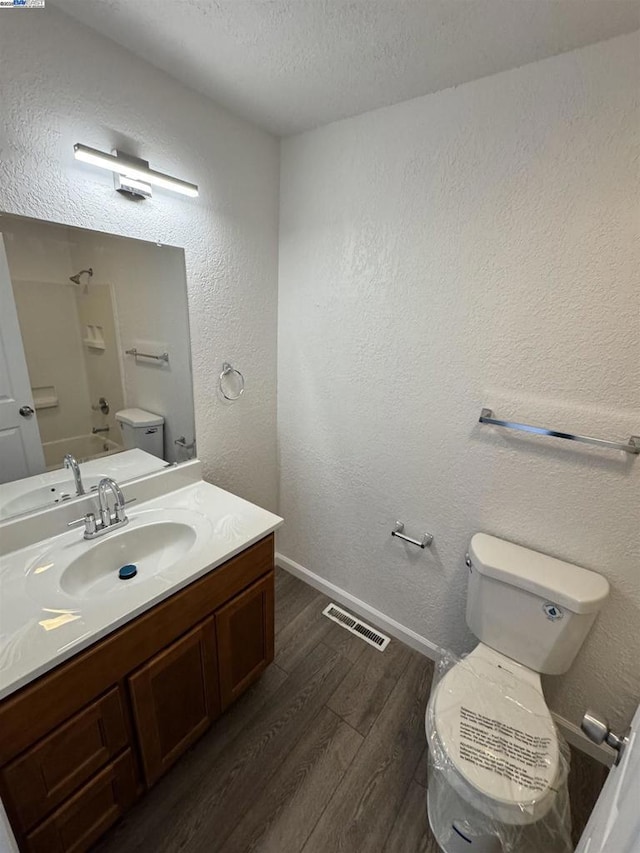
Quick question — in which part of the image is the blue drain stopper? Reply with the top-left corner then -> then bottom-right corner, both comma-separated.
118,564 -> 138,580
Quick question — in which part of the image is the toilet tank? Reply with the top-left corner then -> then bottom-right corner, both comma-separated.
115,408 -> 164,459
466,533 -> 610,675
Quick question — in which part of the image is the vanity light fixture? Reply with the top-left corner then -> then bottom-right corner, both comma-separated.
73,144 -> 199,199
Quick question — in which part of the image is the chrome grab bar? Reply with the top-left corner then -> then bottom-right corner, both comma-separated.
479,408 -> 640,455
391,522 -> 433,549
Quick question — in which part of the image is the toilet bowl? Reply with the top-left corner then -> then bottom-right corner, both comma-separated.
425,533 -> 609,853
426,644 -> 561,826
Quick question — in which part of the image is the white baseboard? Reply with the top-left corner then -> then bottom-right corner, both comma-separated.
276,552 -> 614,767
276,552 -> 444,660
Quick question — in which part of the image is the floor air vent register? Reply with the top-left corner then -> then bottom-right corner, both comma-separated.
322,603 -> 390,650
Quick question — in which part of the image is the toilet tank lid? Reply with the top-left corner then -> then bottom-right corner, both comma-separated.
115,408 -> 164,428
469,533 -> 610,614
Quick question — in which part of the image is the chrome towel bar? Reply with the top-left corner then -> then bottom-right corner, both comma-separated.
392,522 -> 433,549
479,408 -> 640,455
125,347 -> 169,363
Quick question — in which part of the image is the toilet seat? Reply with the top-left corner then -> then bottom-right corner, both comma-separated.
426,644 -> 561,826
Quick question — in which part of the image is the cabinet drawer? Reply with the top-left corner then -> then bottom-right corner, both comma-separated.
1,688 -> 129,834
24,749 -> 137,853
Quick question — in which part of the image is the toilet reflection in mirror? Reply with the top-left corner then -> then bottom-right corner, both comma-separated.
0,213 -> 196,520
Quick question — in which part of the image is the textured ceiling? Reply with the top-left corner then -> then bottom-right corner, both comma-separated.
53,0 -> 640,136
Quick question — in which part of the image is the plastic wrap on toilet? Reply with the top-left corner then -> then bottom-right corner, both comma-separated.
425,650 -> 573,853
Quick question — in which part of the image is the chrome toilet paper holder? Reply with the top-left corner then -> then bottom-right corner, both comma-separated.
392,521 -> 433,549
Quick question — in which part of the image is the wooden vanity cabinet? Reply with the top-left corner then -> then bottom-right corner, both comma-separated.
0,534 -> 274,853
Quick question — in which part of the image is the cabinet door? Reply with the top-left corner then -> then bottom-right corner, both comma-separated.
128,619 -> 219,786
216,572 -> 274,711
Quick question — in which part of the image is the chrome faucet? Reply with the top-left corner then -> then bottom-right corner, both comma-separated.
68,477 -> 134,539
97,477 -> 127,527
63,453 -> 85,496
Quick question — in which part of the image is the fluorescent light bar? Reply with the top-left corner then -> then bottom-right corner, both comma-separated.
74,143 -> 198,198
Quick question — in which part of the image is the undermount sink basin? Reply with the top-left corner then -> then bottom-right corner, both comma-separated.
60,521 -> 196,599
26,508 -> 213,606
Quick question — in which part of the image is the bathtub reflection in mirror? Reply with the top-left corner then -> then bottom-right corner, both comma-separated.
0,213 -> 196,521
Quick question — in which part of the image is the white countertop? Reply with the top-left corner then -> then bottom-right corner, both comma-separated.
0,476 -> 282,700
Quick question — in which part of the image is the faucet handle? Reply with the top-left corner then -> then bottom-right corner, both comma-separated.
115,498 -> 135,523
67,512 -> 90,527
67,512 -> 97,536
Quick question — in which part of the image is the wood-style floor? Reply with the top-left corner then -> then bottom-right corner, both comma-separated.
96,568 -> 607,853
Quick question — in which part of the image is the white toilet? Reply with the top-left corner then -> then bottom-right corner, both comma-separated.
425,533 -> 610,853
115,408 -> 165,459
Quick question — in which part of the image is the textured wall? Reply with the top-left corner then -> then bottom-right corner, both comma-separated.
279,33 -> 640,731
0,4 -> 279,511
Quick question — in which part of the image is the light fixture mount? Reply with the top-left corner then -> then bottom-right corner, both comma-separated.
73,143 -> 198,199
111,151 -> 152,200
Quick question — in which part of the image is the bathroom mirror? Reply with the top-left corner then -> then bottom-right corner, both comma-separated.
0,212 -> 196,520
